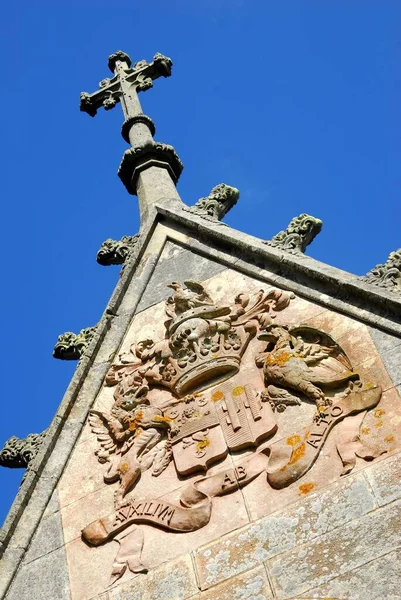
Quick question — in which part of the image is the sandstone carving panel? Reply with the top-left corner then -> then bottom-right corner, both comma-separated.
81,279 -> 391,585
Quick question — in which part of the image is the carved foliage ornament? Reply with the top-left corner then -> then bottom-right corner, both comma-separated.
188,183 -> 240,221
82,280 -> 385,584
362,248 -> 401,294
0,430 -> 46,470
53,326 -> 96,360
97,234 -> 139,266
264,213 -> 322,254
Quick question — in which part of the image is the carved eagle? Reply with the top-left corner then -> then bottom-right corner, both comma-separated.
167,280 -> 214,315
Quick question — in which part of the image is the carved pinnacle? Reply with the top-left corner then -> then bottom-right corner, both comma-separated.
97,234 -> 139,266
263,213 -> 322,254
362,248 -> 401,293
53,326 -> 97,360
187,183 -> 240,221
0,430 -> 47,469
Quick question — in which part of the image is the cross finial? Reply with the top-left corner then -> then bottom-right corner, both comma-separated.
80,50 -> 183,219
80,51 -> 172,120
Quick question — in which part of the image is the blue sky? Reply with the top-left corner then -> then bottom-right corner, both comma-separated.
0,1 -> 400,523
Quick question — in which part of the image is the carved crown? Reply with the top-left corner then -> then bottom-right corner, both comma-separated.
106,282 -> 293,398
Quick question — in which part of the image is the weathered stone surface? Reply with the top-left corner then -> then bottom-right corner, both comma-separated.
268,500 -> 401,598
4,546 -> 70,600
198,565 -> 273,599
364,451 -> 401,507
23,508 -> 65,563
378,343 -> 401,387
0,547 -> 25,599
369,326 -> 401,355
194,473 -> 375,590
136,242 -> 226,312
107,553 -> 198,600
296,549 -> 401,599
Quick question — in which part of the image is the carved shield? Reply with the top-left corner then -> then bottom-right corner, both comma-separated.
212,379 -> 277,451
163,394 -> 227,475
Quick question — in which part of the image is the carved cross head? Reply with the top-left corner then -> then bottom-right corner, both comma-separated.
80,50 -> 173,118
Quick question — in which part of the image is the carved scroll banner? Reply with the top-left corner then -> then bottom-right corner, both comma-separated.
83,385 -> 381,577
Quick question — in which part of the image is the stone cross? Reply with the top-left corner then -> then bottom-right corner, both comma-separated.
80,50 -> 183,218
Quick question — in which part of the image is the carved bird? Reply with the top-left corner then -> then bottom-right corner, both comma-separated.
257,324 -> 359,409
167,281 -> 214,315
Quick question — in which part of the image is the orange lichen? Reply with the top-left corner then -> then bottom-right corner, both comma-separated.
374,420 -> 383,428
196,438 -> 210,452
120,463 -> 129,474
374,408 -> 385,418
266,352 -> 295,366
361,427 -> 370,435
286,434 -> 301,447
289,442 -> 306,465
153,414 -> 173,423
232,386 -> 245,397
128,410 -> 143,430
298,482 -> 315,496
212,391 -> 224,402
384,435 -> 394,443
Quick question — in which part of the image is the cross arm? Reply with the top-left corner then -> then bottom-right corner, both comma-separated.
80,51 -> 173,117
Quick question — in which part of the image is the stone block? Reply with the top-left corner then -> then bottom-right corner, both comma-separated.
24,509 -> 65,563
43,488 -> 60,518
0,547 -> 25,599
60,484 -> 115,544
369,327 -> 401,355
364,451 -> 401,507
107,553 -> 199,600
296,549 -> 401,599
380,343 -> 401,387
4,546 -> 70,600
93,314 -> 132,366
65,535 -> 118,599
57,433 -> 104,509
268,500 -> 401,598
199,565 -> 273,599
194,472 -> 375,590
4,473 -> 58,552
136,244 -> 226,313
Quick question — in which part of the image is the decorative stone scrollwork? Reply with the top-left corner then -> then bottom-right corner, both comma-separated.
97,234 -> 139,266
0,430 -> 47,469
362,248 -> 401,293
187,183 -> 240,221
263,213 -> 322,254
118,141 -> 184,195
53,326 -> 97,360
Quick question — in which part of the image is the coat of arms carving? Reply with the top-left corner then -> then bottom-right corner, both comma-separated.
82,280 -> 384,584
